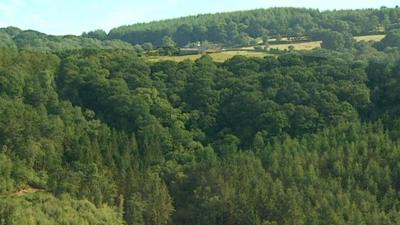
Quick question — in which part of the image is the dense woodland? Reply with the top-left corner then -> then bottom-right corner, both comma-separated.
102,7 -> 400,47
0,26 -> 136,52
2,6 -> 400,225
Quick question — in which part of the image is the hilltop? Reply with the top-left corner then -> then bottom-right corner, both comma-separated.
101,7 -> 399,47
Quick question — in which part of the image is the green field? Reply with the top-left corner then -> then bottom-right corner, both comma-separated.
268,34 -> 386,51
269,40 -> 322,51
147,34 -> 386,62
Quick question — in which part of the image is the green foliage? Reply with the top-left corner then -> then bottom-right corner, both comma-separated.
311,29 -> 355,50
1,9 -> 400,224
376,29 -> 400,49
82,29 -> 108,40
107,7 -> 396,46
160,36 -> 180,56
142,42 -> 154,51
0,193 -> 124,225
0,154 -> 14,194
0,27 -> 136,52
0,31 -> 16,48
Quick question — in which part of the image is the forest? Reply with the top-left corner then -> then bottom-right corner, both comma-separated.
102,7 -> 400,47
1,6 -> 400,225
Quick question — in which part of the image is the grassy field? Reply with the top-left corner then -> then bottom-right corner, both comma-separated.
354,34 -> 385,42
269,41 -> 321,50
147,50 -> 270,63
268,34 -> 385,51
147,34 -> 386,62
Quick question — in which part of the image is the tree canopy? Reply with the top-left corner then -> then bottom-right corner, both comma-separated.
1,6 -> 400,225
104,7 -> 400,47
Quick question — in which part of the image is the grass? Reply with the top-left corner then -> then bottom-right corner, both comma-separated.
269,41 -> 321,51
210,51 -> 270,62
268,34 -> 386,51
147,54 -> 201,62
147,34 -> 386,62
354,34 -> 385,42
147,50 -> 270,63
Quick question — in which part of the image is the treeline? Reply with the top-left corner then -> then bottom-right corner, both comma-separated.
1,28 -> 400,224
0,26 -> 136,52
101,7 -> 400,46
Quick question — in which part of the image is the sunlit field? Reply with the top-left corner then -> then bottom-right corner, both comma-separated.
148,34 -> 386,62
147,50 -> 270,62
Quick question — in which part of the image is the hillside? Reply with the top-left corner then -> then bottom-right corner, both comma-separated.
147,34 -> 385,62
2,6 -> 400,225
0,27 -> 136,52
102,7 -> 400,46
1,28 -> 400,223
